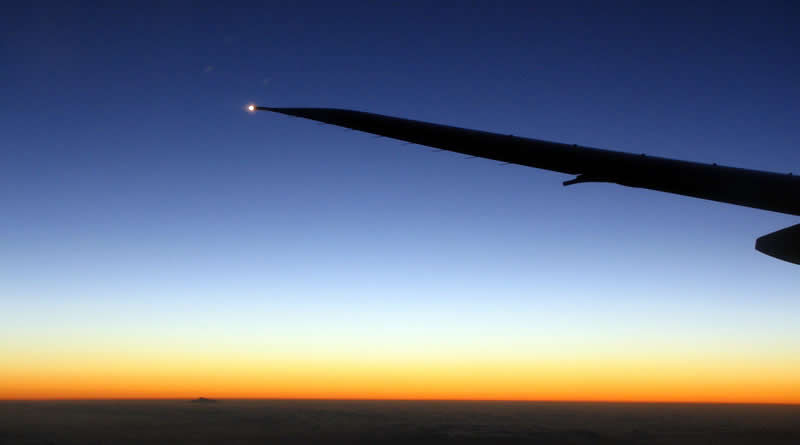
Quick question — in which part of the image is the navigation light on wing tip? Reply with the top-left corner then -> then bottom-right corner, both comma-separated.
247,104 -> 255,112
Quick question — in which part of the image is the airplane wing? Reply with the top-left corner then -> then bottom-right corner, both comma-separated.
254,106 -> 800,265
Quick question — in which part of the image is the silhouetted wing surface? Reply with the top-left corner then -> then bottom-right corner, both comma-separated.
256,107 -> 800,217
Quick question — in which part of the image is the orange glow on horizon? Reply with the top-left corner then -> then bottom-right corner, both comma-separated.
3,354 -> 799,404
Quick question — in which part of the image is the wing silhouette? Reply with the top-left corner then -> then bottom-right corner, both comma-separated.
255,107 -> 800,265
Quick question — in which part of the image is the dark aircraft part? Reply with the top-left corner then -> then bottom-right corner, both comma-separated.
255,107 -> 800,217
563,174 -> 616,186
255,106 -> 800,265
755,224 -> 800,265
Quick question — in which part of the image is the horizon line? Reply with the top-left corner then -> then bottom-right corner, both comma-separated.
3,397 -> 799,406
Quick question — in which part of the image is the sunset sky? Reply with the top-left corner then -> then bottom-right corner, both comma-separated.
2,2 -> 799,403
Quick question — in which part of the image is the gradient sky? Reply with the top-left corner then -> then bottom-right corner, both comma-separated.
2,2 -> 799,403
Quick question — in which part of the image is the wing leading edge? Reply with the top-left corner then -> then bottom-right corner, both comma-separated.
254,106 -> 800,264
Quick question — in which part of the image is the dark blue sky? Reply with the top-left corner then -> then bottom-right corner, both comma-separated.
2,2 -> 799,393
